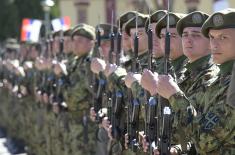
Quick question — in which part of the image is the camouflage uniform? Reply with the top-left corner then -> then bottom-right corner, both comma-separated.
169,60 -> 235,154
226,61 -> 235,108
64,24 -> 96,155
168,9 -> 235,154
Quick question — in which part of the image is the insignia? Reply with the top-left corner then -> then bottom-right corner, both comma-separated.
192,13 -> 203,24
200,112 -> 220,131
213,14 -> 224,27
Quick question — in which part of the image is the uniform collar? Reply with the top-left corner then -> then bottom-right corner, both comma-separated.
218,60 -> 234,76
172,55 -> 187,70
186,54 -> 211,71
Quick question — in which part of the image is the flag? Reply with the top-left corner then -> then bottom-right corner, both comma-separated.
51,16 -> 71,32
21,18 -> 42,42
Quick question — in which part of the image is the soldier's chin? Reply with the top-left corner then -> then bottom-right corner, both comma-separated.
212,56 -> 223,65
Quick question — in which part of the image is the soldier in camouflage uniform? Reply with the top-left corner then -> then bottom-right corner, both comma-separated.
90,23 -> 120,155
91,12 -> 149,155
141,8 -> 235,155
124,12 -> 187,154
142,11 -> 221,154
65,23 -> 96,155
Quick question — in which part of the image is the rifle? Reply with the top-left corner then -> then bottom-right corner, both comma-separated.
93,19 -> 105,121
37,38 -> 49,96
159,1 -> 172,154
59,30 -> 64,61
54,30 -> 65,105
110,14 -> 123,141
116,18 -> 122,66
127,13 -> 141,153
109,11 -> 115,64
145,10 -> 158,155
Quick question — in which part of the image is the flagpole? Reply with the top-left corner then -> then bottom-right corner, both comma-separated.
41,0 -> 55,38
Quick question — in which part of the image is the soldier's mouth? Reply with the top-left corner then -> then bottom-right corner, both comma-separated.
212,53 -> 222,56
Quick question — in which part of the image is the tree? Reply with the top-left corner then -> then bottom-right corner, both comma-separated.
0,0 -> 19,41
0,0 -> 60,41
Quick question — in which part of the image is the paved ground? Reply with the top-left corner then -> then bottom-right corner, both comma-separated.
0,137 -> 26,155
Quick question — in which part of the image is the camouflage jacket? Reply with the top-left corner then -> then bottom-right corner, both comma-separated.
64,53 -> 93,115
170,55 -> 219,150
169,60 -> 235,154
226,61 -> 235,108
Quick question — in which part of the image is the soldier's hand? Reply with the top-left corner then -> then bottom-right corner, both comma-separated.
45,58 -> 53,70
140,134 -> 149,152
20,85 -> 28,96
36,91 -> 42,102
23,61 -> 33,70
101,116 -> 110,131
35,57 -> 45,70
124,133 -> 129,149
140,69 -> 158,95
91,58 -> 106,74
138,131 -> 145,145
54,63 -> 63,75
107,125 -> 113,140
49,94 -> 54,104
124,72 -> 141,88
152,147 -> 179,155
89,107 -> 97,122
156,75 -> 181,99
43,93 -> 49,104
104,63 -> 117,77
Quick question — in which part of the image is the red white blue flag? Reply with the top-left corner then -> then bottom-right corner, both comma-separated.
52,16 -> 71,32
21,18 -> 42,42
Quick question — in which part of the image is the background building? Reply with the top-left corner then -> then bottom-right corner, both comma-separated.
59,0 -> 235,27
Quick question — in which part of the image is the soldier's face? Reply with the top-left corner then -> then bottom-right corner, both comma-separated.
130,27 -> 148,54
53,104 -> 60,114
100,40 -> 111,61
30,46 -> 39,60
122,30 -> 132,52
151,23 -> 164,58
209,28 -> 235,64
63,36 -> 72,54
53,36 -> 60,53
72,35 -> 93,56
182,27 -> 210,62
160,28 -> 183,60
19,44 -> 28,58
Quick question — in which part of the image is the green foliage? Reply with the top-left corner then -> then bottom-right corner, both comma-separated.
0,0 -> 60,41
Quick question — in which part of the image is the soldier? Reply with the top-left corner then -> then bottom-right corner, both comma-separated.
64,23 -> 96,155
142,11 -> 221,154
124,12 -> 187,154
141,8 -> 235,155
145,10 -> 167,73
90,23 -> 120,155
117,11 -> 137,62
125,12 -> 187,102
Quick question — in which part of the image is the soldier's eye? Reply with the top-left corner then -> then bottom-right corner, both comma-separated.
160,34 -> 165,38
182,33 -> 188,37
192,34 -> 201,38
209,35 -> 214,39
171,34 -> 177,38
220,36 -> 227,40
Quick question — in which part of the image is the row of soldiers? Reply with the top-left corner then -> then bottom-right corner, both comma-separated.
0,6 -> 235,155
